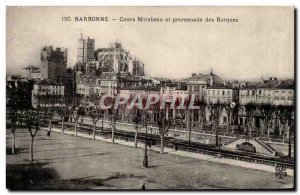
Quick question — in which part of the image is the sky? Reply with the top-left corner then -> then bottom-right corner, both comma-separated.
6,6 -> 294,80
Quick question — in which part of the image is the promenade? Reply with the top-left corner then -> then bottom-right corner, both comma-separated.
6,128 -> 294,190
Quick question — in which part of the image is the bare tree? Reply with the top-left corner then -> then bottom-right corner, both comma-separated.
224,104 -> 231,133
133,109 -> 142,148
277,105 -> 294,158
193,99 -> 206,131
7,80 -> 19,154
47,106 -> 55,134
88,106 -> 102,140
24,108 -> 41,162
157,109 -> 171,154
244,103 -> 257,139
259,104 -> 273,137
72,107 -> 82,136
186,109 -> 194,143
199,102 -> 206,131
208,101 -> 223,148
57,99 -> 71,134
106,107 -> 116,144
176,109 -> 186,129
7,109 -> 18,154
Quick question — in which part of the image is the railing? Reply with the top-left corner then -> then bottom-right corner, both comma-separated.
51,123 -> 294,170
254,138 -> 276,155
172,144 -> 294,169
222,137 -> 240,146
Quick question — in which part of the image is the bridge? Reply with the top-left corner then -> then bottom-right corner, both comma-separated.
223,137 -> 277,156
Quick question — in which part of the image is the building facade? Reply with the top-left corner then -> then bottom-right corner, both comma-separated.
77,34 -> 95,64
31,80 -> 65,109
40,46 -> 67,84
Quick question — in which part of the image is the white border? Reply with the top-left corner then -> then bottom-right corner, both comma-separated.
1,1 -> 299,195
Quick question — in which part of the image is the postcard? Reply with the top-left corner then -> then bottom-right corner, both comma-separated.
6,6 -> 295,190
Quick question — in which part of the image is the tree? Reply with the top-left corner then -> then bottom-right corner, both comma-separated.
186,110 -> 193,143
244,103 -> 257,139
175,109 -> 186,129
199,102 -> 206,131
7,85 -> 18,154
88,106 -> 102,140
7,79 -> 22,154
259,104 -> 273,137
57,100 -> 71,134
277,105 -> 294,158
231,102 -> 239,134
224,104 -> 232,133
24,108 -> 41,162
208,100 -> 223,148
46,106 -> 55,134
157,109 -> 171,154
133,109 -> 142,148
72,107 -> 83,136
7,108 -> 18,154
107,108 -> 116,144
193,98 -> 206,131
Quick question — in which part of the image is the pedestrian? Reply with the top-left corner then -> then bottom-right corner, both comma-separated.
47,131 -> 51,138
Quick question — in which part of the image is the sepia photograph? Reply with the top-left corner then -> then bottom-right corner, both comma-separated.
5,6 -> 295,190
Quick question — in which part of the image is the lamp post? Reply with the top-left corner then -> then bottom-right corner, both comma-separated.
143,111 -> 149,168
209,100 -> 222,149
149,127 -> 152,148
230,102 -> 236,134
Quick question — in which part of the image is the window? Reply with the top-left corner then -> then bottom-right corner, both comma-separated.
222,91 -> 225,95
239,118 -> 244,125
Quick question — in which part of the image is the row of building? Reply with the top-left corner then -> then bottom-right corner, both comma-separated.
7,34 -> 295,136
